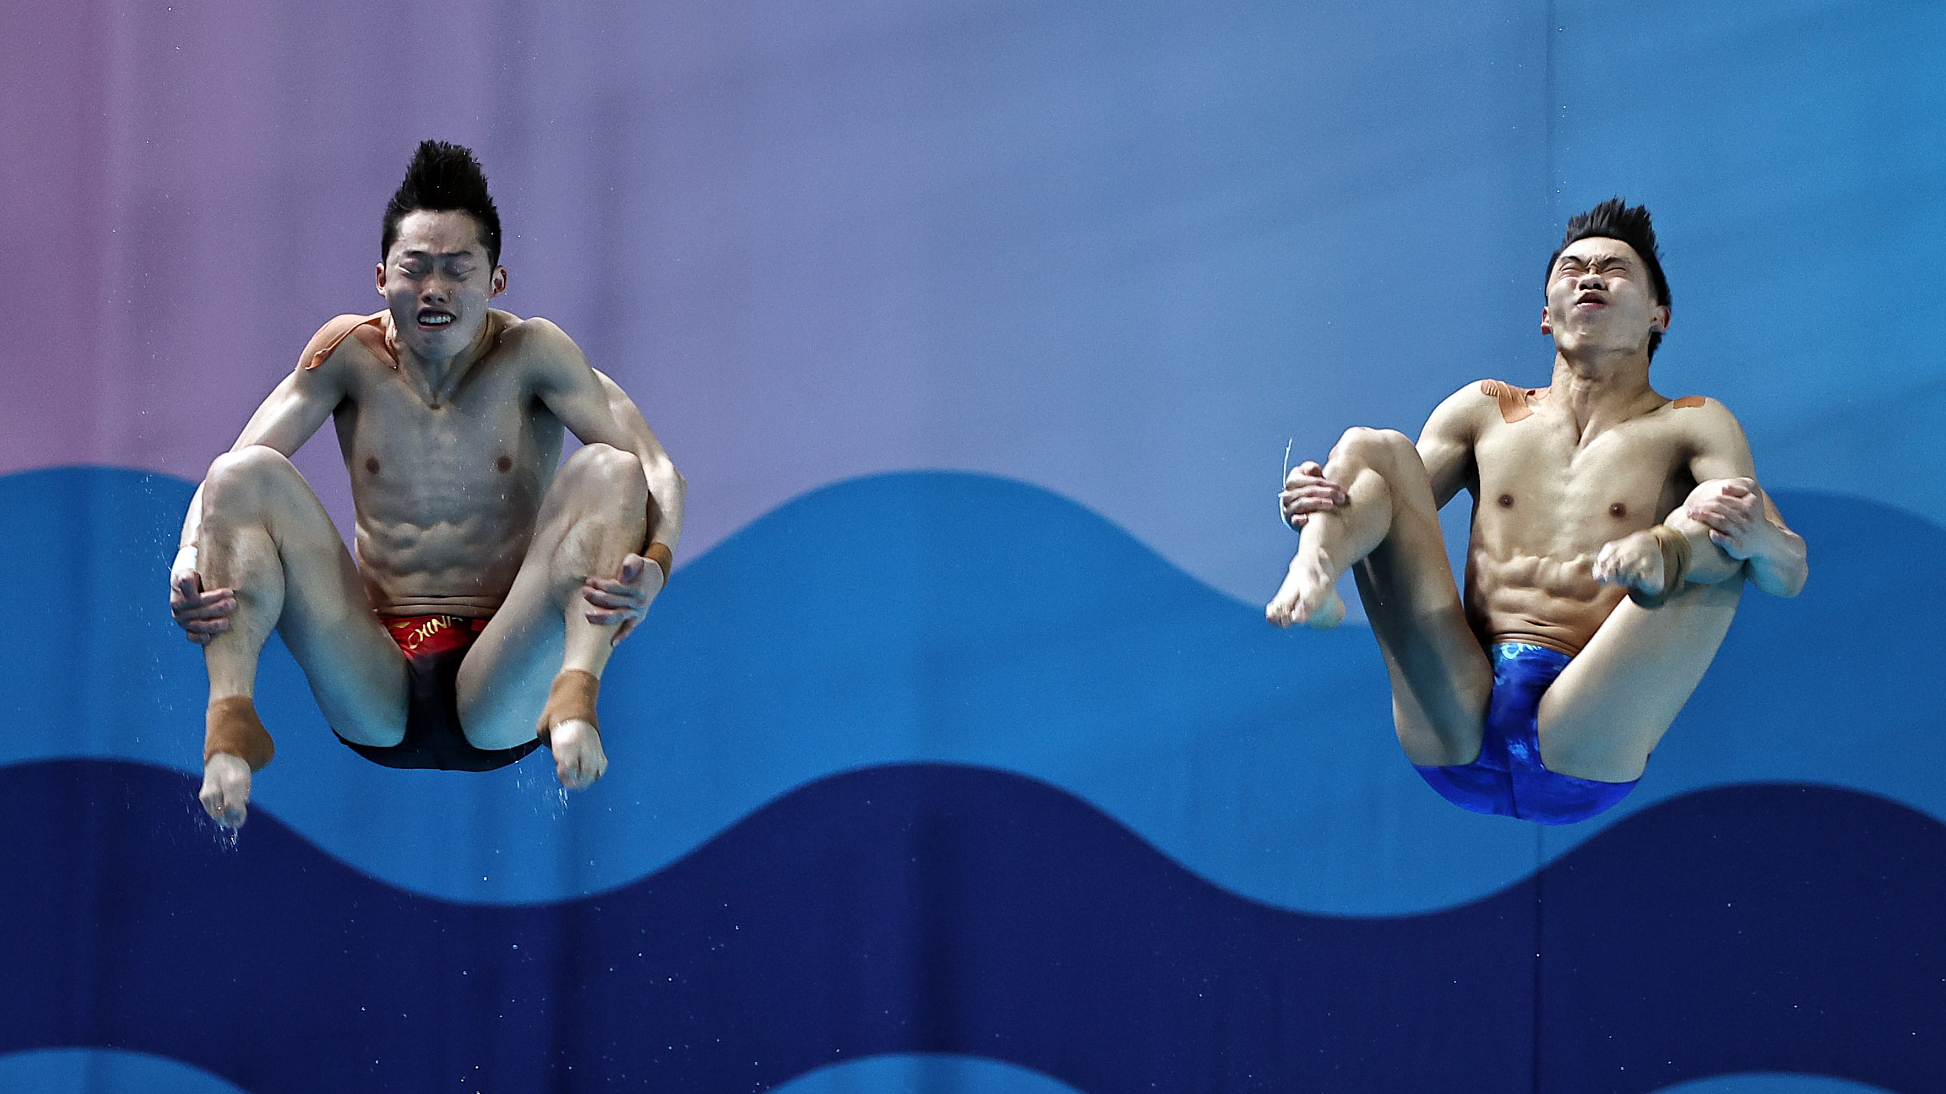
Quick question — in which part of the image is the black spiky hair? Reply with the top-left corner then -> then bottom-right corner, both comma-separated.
1547,198 -> 1670,357
381,140 -> 503,267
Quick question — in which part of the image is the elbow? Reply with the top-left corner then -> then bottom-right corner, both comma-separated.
1756,539 -> 1809,599
659,462 -> 688,505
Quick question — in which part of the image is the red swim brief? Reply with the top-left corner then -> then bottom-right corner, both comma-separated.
333,614 -> 541,772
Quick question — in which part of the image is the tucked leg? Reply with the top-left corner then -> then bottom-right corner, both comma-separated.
192,446 -> 407,820
1270,428 -> 1493,765
455,443 -> 650,786
1538,503 -> 1747,782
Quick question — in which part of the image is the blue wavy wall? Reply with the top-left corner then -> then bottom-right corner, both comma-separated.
2,467 -> 1942,1092
6,0 -> 1945,1090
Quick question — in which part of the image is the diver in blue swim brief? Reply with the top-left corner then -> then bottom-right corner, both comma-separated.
1412,643 -> 1636,825
1265,200 -> 1808,823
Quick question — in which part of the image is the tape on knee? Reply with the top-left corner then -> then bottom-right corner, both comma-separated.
537,669 -> 601,744
1629,524 -> 1693,610
205,696 -> 275,770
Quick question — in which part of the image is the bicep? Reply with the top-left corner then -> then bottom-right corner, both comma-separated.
231,370 -> 338,456
1684,405 -> 1759,484
591,369 -> 675,465
542,362 -> 632,448
1416,389 -> 1481,507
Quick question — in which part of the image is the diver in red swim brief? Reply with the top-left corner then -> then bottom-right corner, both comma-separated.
168,141 -> 686,827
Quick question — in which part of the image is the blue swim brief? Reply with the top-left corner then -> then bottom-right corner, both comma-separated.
1411,642 -> 1638,825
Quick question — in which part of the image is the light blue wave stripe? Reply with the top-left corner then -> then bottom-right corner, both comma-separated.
0,1048 -> 1890,1094
0,1049 -> 254,1094
1653,1076 -> 1895,1094
4,468 -> 1942,916
770,1055 -> 1084,1094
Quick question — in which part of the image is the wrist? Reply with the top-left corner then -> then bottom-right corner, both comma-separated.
642,541 -> 673,585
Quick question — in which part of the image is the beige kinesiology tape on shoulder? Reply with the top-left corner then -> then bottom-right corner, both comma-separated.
205,696 -> 276,771
1628,524 -> 1694,610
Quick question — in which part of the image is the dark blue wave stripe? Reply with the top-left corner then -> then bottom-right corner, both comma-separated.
10,465 -> 1946,916
2,759 -> 1940,1094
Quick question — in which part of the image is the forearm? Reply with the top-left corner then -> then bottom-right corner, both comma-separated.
1662,510 -> 1806,596
641,453 -> 685,551
1662,511 -> 1743,586
594,370 -> 684,551
177,482 -> 208,566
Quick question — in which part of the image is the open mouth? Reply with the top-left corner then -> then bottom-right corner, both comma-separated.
417,308 -> 456,329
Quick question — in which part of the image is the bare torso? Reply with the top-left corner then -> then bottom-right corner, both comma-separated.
324,309 -> 568,617
1460,385 -> 1704,654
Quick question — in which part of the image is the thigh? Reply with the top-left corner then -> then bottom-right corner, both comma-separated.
1536,575 -> 1745,781
1338,432 -> 1493,764
231,455 -> 408,744
453,447 -> 639,748
452,548 -> 567,750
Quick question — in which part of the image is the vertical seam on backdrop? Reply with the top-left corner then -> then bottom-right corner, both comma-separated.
1537,5 -> 1558,1088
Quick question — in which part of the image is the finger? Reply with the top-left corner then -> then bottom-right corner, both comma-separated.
176,595 -> 236,620
581,588 -> 638,610
619,556 -> 645,584
1297,461 -> 1323,476
184,619 -> 232,636
178,599 -> 237,623
611,619 -> 637,647
1686,510 -> 1729,534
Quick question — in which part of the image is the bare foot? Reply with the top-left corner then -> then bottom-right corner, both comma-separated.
1593,530 -> 1669,600
199,752 -> 253,828
1265,560 -> 1346,629
548,719 -> 609,790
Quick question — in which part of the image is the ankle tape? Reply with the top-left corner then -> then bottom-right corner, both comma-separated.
537,669 -> 601,744
205,696 -> 275,770
1628,524 -> 1693,609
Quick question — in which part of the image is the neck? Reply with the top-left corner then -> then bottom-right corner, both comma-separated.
387,312 -> 498,405
1548,345 -> 1660,429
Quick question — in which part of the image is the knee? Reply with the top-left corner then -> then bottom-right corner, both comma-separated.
561,443 -> 648,506
1329,427 -> 1411,473
203,446 -> 298,517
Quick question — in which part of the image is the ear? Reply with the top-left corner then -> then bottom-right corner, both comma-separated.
1539,305 -> 1552,336
375,262 -> 387,295
1651,304 -> 1669,333
490,266 -> 508,298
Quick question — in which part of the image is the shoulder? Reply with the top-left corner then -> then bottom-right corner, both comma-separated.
1658,392 -> 1750,448
496,311 -> 572,354
1425,380 -> 1515,437
495,312 -> 600,393
297,311 -> 387,376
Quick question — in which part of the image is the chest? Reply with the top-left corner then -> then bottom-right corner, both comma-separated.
334,363 -> 558,486
1473,414 -> 1693,529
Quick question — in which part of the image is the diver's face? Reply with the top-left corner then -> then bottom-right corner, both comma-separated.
1541,236 -> 1667,359
376,209 -> 505,360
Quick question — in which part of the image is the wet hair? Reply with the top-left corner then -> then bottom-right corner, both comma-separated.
1547,198 -> 1669,357
381,140 -> 503,268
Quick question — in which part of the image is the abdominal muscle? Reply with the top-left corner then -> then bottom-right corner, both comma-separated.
354,510 -> 539,618
1464,545 -> 1627,656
